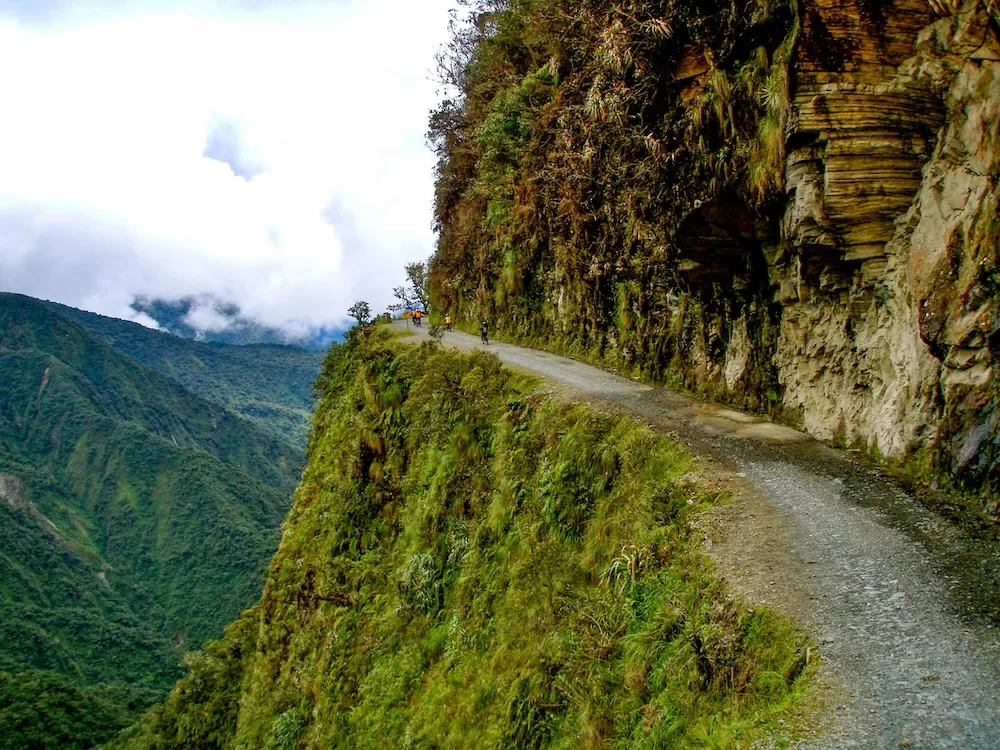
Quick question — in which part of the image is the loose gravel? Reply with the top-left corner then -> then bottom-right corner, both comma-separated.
398,324 -> 1000,748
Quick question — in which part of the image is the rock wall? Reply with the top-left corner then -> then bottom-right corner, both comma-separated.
428,0 -> 1000,499
775,0 -> 1000,490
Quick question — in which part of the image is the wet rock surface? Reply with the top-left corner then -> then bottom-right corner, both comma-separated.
403,323 -> 1000,748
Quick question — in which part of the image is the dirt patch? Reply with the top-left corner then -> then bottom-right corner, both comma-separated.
0,473 -> 24,509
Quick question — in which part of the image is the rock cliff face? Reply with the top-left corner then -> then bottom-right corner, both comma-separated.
775,0 -> 1000,489
429,0 -> 1000,505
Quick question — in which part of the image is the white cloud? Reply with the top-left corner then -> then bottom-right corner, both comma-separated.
183,301 -> 236,332
0,0 -> 454,330
128,311 -> 162,329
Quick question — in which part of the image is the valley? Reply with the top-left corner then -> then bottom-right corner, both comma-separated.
0,293 -> 321,748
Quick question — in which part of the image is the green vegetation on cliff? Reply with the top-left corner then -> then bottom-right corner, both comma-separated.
0,293 -> 301,747
427,0 -> 1000,510
115,327 -> 809,748
429,0 -> 793,412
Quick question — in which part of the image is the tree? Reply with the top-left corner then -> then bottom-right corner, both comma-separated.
388,262 -> 430,315
347,301 -> 371,328
405,262 -> 430,313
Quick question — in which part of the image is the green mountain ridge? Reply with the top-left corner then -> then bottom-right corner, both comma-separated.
0,292 -> 306,748
64,0 -> 1000,744
44,298 -> 324,449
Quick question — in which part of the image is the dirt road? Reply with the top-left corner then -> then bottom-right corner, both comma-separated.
398,322 -> 1000,748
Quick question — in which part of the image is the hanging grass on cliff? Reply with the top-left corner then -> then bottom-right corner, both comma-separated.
428,0 -> 795,413
112,326 -> 811,748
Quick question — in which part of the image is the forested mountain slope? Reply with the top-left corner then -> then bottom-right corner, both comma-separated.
46,298 -> 324,448
428,0 -> 1000,510
0,293 -> 302,748
90,1 -> 1000,745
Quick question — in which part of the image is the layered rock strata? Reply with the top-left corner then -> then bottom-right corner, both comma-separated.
773,0 -> 1000,490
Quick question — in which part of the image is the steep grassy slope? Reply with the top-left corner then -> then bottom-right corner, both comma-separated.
45,298 -> 324,448
113,328 -> 809,749
0,294 -> 301,748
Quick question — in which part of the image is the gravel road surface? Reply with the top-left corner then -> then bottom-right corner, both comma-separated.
399,322 -> 1000,749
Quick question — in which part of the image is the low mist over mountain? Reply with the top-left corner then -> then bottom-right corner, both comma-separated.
130,295 -> 343,352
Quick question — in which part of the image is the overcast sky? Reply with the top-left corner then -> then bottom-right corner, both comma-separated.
0,0 -> 456,334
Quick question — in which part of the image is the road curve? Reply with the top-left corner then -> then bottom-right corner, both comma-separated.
397,322 -> 1000,749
